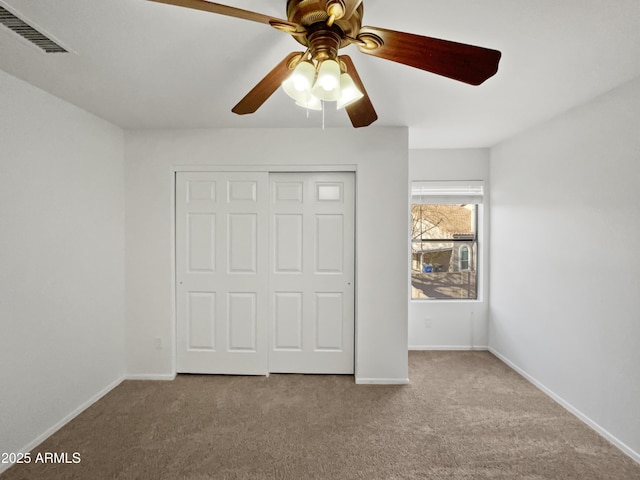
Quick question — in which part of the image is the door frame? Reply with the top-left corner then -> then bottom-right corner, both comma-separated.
170,165 -> 358,377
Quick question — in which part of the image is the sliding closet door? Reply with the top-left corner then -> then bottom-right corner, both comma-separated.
175,172 -> 268,374
269,172 -> 355,374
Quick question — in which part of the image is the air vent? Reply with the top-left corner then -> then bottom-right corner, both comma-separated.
0,5 -> 67,53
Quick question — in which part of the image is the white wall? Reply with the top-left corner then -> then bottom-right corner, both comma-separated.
124,127 -> 409,383
409,149 -> 490,349
490,76 -> 640,460
0,69 -> 126,467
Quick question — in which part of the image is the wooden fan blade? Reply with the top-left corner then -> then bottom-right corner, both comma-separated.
232,52 -> 300,115
339,55 -> 378,128
357,26 -> 501,86
148,0 -> 297,28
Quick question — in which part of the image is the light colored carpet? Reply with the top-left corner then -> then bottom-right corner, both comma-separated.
3,351 -> 639,479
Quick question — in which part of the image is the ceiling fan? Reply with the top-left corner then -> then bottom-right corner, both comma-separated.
148,0 -> 501,127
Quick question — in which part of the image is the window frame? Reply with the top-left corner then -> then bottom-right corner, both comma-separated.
410,181 -> 483,302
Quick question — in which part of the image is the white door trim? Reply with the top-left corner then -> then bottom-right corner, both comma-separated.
174,165 -> 357,173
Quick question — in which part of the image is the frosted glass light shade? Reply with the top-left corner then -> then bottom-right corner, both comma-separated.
336,73 -> 364,109
282,61 -> 316,103
296,94 -> 322,111
311,59 -> 341,102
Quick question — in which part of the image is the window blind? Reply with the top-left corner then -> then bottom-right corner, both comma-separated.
411,181 -> 484,204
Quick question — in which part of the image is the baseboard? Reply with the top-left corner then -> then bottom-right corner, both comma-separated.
409,345 -> 489,351
0,375 -> 125,475
355,377 -> 410,385
125,373 -> 177,381
489,348 -> 640,465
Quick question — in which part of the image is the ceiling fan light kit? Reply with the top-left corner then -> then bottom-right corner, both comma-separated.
282,54 -> 364,111
148,0 -> 502,127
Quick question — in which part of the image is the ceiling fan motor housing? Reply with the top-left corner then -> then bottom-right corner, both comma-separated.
307,27 -> 342,61
286,0 -> 363,49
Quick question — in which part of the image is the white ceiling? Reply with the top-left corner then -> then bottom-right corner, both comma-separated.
1,0 -> 639,149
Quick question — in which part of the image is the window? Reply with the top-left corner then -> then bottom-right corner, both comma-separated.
411,182 -> 482,300
459,245 -> 470,271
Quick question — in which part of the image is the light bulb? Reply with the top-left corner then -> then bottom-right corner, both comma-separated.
319,72 -> 338,91
282,61 -> 316,102
312,59 -> 341,102
293,76 -> 308,92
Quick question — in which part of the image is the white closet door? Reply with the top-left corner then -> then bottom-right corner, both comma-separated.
269,172 -> 355,374
175,172 -> 268,374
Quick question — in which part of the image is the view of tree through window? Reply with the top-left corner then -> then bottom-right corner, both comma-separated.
411,203 -> 477,300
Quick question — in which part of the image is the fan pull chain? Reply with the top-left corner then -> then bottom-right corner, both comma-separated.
322,100 -> 325,130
